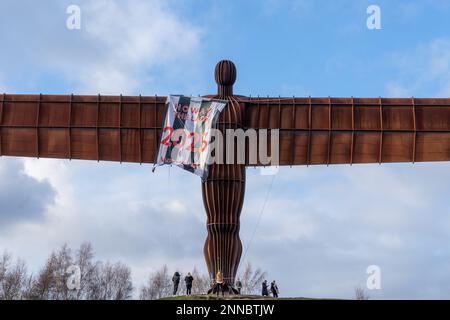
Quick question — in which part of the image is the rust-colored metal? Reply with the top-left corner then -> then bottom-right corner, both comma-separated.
307,96 -> 312,166
35,94 -> 41,158
215,60 -> 236,97
243,96 -> 450,165
350,96 -> 355,165
96,94 -> 100,162
0,93 -> 4,156
68,94 -> 73,160
290,96 -> 295,167
1,60 -> 450,290
378,97 -> 383,164
327,96 -> 332,166
203,60 -> 246,285
138,94 -> 143,165
0,94 -> 165,162
412,97 -> 417,164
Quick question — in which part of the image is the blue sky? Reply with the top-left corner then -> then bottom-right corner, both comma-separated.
1,0 -> 450,299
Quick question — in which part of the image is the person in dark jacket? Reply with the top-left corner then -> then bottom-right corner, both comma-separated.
172,272 -> 181,295
236,278 -> 242,295
270,280 -> 279,298
261,280 -> 269,296
185,272 -> 194,296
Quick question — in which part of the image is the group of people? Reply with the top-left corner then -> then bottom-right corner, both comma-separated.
172,271 -> 194,296
171,271 -> 279,298
261,280 -> 279,298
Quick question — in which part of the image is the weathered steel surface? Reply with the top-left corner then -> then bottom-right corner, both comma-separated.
243,96 -> 450,165
202,60 -> 245,284
202,64 -> 246,282
0,94 -> 166,163
1,60 -> 450,287
2,95 -> 449,166
202,162 -> 245,284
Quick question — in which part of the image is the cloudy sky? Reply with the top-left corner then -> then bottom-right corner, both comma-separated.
1,0 -> 450,299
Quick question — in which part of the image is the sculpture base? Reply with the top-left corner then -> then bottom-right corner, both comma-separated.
207,283 -> 239,296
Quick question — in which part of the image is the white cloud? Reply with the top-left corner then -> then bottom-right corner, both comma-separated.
387,38 -> 450,97
71,0 -> 203,93
0,159 -> 55,227
240,163 -> 450,299
0,0 -> 204,94
0,74 -> 7,92
1,158 -> 207,293
386,82 -> 412,97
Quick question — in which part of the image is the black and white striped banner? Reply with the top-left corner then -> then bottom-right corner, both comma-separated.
153,95 -> 227,180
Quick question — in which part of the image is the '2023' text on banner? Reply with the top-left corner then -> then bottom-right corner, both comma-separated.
153,95 -> 227,180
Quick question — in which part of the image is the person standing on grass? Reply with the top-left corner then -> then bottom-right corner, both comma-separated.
262,280 -> 269,296
185,272 -> 194,296
172,271 -> 181,295
270,280 -> 279,298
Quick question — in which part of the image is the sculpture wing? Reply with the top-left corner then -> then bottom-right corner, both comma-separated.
3,94 -> 450,167
0,94 -> 165,163
244,97 -> 450,166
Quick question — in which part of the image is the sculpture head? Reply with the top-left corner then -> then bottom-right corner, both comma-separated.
215,60 -> 236,96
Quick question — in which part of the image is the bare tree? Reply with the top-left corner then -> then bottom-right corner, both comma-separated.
191,267 -> 211,295
53,244 -> 74,299
27,244 -> 73,300
112,262 -> 133,300
0,252 -> 28,300
14,243 -> 133,300
1,246 -> 272,300
88,261 -> 133,300
140,263 -> 268,299
140,265 -> 171,300
27,256 -> 54,300
74,242 -> 98,300
0,252 -> 11,297
238,263 -> 267,295
355,286 -> 370,300
0,252 -> 7,281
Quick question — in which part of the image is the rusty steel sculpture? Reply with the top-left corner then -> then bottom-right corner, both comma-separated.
1,60 -> 450,290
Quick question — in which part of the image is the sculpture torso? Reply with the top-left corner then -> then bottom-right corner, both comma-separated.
202,60 -> 246,285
